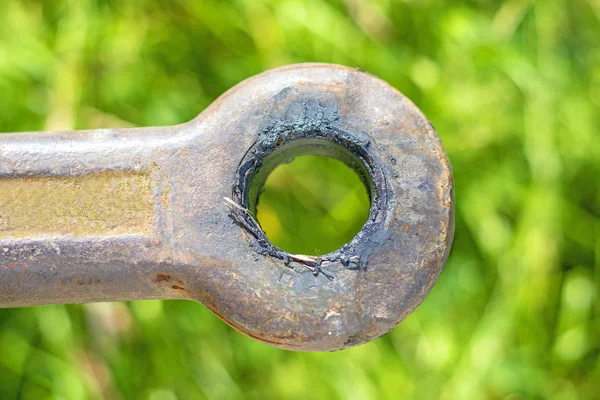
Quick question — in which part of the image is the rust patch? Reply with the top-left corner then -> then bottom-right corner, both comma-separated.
0,171 -> 154,239
155,273 -> 171,282
154,273 -> 192,295
2,263 -> 27,270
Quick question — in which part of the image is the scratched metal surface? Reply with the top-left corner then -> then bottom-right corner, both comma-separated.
0,63 -> 453,351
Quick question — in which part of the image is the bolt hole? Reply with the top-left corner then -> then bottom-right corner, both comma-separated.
247,139 -> 372,256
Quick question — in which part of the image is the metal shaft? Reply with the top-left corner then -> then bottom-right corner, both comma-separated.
0,63 -> 454,351
0,124 -> 203,305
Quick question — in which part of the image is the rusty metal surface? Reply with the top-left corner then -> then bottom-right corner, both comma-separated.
0,63 -> 454,351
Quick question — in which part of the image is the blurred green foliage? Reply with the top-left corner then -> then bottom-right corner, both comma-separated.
0,0 -> 599,399
256,155 -> 370,255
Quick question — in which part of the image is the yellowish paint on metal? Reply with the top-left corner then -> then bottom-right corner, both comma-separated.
0,171 -> 154,238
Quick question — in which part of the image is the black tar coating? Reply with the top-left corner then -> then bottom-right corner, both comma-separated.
231,96 -> 394,277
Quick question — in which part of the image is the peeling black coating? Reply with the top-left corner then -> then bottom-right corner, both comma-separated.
231,96 -> 394,274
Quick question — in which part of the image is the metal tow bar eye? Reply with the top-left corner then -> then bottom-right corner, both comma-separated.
0,64 -> 454,351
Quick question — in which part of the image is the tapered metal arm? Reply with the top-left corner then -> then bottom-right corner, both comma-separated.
1,125 -> 187,305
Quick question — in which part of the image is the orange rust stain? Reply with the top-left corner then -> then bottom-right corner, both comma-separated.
153,273 -> 192,296
3,263 -> 27,270
155,273 -> 171,282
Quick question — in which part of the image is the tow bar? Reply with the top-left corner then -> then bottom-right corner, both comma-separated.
0,64 -> 453,351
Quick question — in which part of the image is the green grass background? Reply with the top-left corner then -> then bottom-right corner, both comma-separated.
256,155 -> 371,256
1,0 -> 599,399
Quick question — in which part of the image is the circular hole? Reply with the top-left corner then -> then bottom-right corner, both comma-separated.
248,140 -> 372,256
